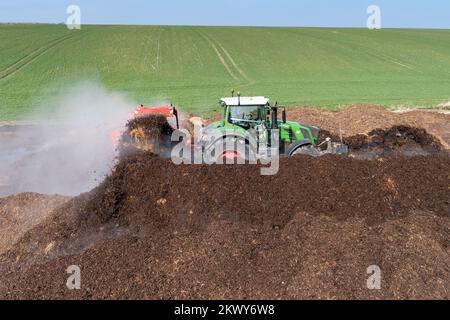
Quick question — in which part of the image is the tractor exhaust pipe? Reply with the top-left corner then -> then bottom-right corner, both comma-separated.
272,103 -> 278,129
237,92 -> 241,106
282,108 -> 287,124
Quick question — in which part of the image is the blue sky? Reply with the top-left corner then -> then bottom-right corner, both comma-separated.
0,0 -> 449,28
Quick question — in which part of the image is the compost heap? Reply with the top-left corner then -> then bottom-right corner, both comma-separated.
0,114 -> 449,300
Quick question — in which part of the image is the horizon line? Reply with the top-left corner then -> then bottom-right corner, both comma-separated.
1,22 -> 449,30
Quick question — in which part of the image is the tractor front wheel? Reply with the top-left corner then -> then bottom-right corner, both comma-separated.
290,144 -> 321,157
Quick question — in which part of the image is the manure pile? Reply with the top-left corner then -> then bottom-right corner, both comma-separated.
0,107 -> 449,300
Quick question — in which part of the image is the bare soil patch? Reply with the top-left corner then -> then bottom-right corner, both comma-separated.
0,193 -> 68,254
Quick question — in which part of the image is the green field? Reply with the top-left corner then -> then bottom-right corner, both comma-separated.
1,24 -> 450,120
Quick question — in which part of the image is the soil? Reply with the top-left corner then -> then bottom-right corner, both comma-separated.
288,105 -> 450,149
0,193 -> 68,255
0,105 -> 449,300
319,125 -> 446,159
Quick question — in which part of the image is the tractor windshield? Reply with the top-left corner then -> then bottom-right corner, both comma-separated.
228,106 -> 264,126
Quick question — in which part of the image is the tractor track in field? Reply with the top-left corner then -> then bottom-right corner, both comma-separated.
288,28 -> 420,73
0,33 -> 78,81
200,32 -> 239,81
155,36 -> 161,70
199,32 -> 251,84
147,29 -> 163,71
206,34 -> 251,82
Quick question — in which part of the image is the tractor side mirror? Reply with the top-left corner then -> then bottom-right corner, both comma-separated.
282,109 -> 287,124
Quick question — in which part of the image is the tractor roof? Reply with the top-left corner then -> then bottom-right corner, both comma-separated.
220,96 -> 270,106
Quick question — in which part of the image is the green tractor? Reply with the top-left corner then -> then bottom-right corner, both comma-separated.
196,94 -> 348,162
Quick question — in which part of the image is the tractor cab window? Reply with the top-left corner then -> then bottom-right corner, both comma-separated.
228,105 -> 264,127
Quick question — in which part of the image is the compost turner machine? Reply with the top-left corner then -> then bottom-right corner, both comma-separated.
124,95 -> 348,161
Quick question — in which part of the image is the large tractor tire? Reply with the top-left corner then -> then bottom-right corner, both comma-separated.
203,136 -> 257,164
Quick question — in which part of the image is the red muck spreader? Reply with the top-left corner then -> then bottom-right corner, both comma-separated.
134,105 -> 179,129
111,104 -> 180,150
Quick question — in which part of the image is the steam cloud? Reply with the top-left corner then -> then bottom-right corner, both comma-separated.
0,82 -> 135,197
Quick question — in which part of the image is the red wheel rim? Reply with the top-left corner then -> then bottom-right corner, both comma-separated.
218,150 -> 242,161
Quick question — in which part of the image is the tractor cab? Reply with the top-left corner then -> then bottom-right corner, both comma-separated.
220,96 -> 272,130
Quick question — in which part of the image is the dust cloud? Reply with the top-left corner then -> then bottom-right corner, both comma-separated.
0,82 -> 136,196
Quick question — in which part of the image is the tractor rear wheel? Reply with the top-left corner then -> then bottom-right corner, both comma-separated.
204,136 -> 256,164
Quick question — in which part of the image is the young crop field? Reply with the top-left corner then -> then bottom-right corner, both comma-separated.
1,24 -> 450,120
